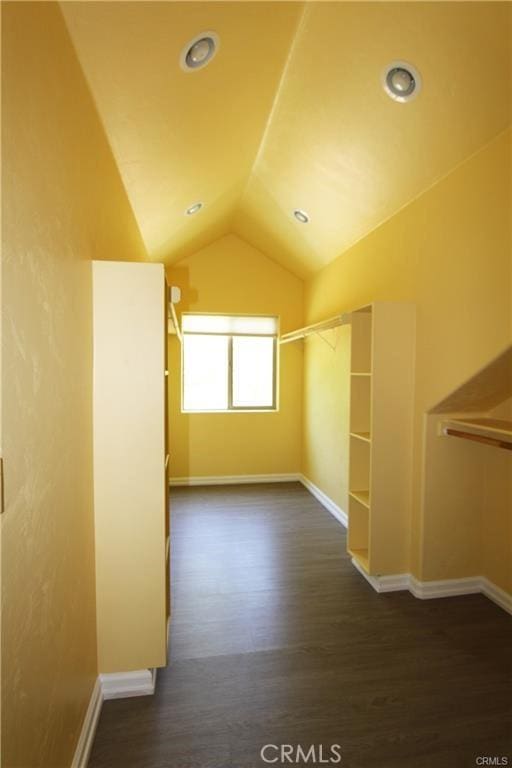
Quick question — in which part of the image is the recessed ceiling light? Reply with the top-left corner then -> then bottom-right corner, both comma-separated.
185,202 -> 203,216
293,209 -> 310,224
180,32 -> 219,72
382,61 -> 422,103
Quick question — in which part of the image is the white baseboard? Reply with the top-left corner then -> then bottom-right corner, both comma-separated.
71,678 -> 103,768
100,668 -> 157,700
72,670 -> 158,766
408,574 -> 481,600
481,577 -> 512,614
350,559 -> 512,614
169,473 -> 301,486
351,557 -> 410,592
299,475 -> 348,528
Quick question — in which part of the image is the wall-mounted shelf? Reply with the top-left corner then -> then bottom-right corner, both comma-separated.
279,312 -> 351,345
441,417 -> 512,451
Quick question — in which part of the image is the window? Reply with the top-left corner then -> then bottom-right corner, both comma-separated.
182,314 -> 278,412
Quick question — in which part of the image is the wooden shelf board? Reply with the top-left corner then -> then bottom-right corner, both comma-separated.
350,431 -> 371,443
351,371 -> 372,377
348,547 -> 370,572
432,347 -> 512,414
349,490 -> 370,508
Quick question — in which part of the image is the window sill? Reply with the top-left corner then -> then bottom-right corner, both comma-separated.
181,409 -> 279,414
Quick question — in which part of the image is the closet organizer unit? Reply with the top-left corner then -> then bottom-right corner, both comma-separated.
348,303 -> 415,577
92,261 -> 170,674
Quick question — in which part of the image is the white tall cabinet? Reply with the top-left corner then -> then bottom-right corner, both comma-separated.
92,261 -> 169,674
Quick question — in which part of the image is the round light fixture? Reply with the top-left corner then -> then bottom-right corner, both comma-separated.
382,61 -> 422,103
180,32 -> 219,72
293,209 -> 310,224
185,202 -> 203,216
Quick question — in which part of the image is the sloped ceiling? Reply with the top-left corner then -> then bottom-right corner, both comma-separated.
62,2 -> 512,278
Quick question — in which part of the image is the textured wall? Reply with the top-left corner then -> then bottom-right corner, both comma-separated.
303,128 -> 511,583
167,234 -> 303,479
1,4 -> 147,767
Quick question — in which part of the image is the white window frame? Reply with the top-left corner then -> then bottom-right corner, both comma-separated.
181,313 -> 279,413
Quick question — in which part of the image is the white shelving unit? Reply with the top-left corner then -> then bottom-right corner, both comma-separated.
347,303 -> 416,577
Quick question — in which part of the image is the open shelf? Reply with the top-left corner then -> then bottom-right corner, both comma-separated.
442,417 -> 512,451
348,494 -> 369,571
350,431 -> 371,443
349,436 -> 370,492
350,306 -> 372,375
350,376 -> 371,436
349,490 -> 370,508
348,547 -> 369,572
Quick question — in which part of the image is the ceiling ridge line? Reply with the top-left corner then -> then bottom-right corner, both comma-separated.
236,1 -> 310,211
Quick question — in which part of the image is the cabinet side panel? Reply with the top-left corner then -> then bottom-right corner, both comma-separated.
370,303 -> 415,574
93,261 -> 166,672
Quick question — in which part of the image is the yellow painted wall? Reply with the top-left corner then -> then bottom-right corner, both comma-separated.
303,127 -> 511,582
167,234 -> 303,479
302,326 -> 351,508
1,4 -> 147,767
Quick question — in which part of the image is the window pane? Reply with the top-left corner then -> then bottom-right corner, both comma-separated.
183,335 -> 228,410
182,314 -> 278,336
232,336 -> 274,408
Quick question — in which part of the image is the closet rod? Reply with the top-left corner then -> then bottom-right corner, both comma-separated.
444,428 -> 512,451
279,313 -> 351,345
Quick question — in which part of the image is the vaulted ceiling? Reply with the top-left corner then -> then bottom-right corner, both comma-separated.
62,2 -> 511,278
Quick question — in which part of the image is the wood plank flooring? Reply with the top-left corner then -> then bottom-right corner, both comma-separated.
89,483 -> 512,768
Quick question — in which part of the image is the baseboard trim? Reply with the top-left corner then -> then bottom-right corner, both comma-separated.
481,577 -> 512,614
350,560 -> 512,614
408,574 -> 482,600
350,557 -> 410,592
100,669 -> 156,700
169,473 -> 301,487
299,475 -> 348,528
71,678 -> 103,768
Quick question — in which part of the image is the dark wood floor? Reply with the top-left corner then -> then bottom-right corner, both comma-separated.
89,483 -> 512,768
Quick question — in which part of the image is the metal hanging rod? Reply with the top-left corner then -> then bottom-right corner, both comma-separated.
443,428 -> 512,451
441,418 -> 512,451
279,313 -> 351,345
